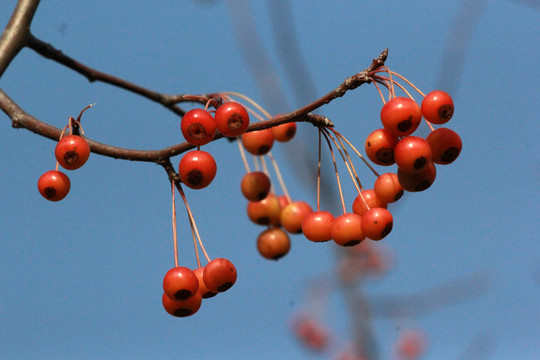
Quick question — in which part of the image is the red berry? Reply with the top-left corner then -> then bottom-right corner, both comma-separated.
214,102 -> 250,137
162,291 -> 202,317
203,258 -> 237,293
178,150 -> 217,189
241,171 -> 271,201
365,128 -> 399,166
246,193 -> 282,226
374,173 -> 404,203
37,170 -> 71,201
302,211 -> 334,242
55,135 -> 91,170
331,213 -> 366,247
426,128 -> 462,164
380,97 -> 422,137
397,162 -> 437,192
163,267 -> 199,300
361,207 -> 393,241
271,123 -> 297,142
352,189 -> 387,216
394,136 -> 433,174
180,108 -> 216,146
421,90 -> 454,124
280,201 -> 313,234
257,228 -> 291,260
241,129 -> 274,155
193,267 -> 217,299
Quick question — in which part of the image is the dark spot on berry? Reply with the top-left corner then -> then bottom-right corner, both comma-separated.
438,104 -> 454,120
376,147 -> 394,164
187,169 -> 203,186
217,282 -> 233,292
257,191 -> 268,201
272,252 -> 287,260
366,141 -> 372,147
381,222 -> 393,238
256,216 -> 270,225
227,113 -> 243,130
173,308 -> 193,317
63,151 -> 79,165
285,127 -> 296,139
257,145 -> 270,154
413,156 -> 427,170
44,187 -> 56,198
414,180 -> 432,192
344,239 -> 361,247
202,291 -> 217,299
397,117 -> 412,132
174,289 -> 192,300
188,123 -> 207,140
441,147 -> 460,163
394,190 -> 404,202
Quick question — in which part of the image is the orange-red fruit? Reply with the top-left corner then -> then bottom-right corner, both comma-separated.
162,291 -> 202,317
271,123 -> 297,142
365,128 -> 399,166
421,90 -> 454,124
214,102 -> 250,137
257,228 -> 291,260
163,267 -> 199,300
394,136 -> 433,174
380,97 -> 422,137
397,162 -> 437,192
292,315 -> 330,352
361,207 -> 393,241
55,135 -> 91,170
241,129 -> 275,155
178,150 -> 217,189
302,211 -> 334,242
247,193 -> 282,226
37,170 -> 71,201
280,201 -> 313,234
352,189 -> 387,216
374,173 -> 404,203
180,108 -> 216,146
193,267 -> 217,299
331,213 -> 366,247
241,171 -> 271,201
203,258 -> 237,293
426,128 -> 462,164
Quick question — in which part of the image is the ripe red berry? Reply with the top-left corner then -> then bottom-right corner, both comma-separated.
241,171 -> 271,201
246,193 -> 282,226
361,207 -> 393,241
271,123 -> 297,142
302,211 -> 334,242
214,102 -> 250,137
163,267 -> 199,300
397,162 -> 437,192
331,213 -> 366,247
241,129 -> 275,155
162,291 -> 202,317
257,228 -> 291,260
55,135 -> 91,170
421,90 -> 454,124
280,201 -> 313,234
203,258 -> 237,293
380,97 -> 422,137
178,150 -> 217,189
426,128 -> 462,164
180,108 -> 216,146
374,173 -> 404,203
394,136 -> 433,174
193,267 -> 217,299
352,189 -> 387,216
37,170 -> 71,201
365,128 -> 399,166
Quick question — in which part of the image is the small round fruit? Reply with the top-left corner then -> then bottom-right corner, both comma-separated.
374,173 -> 404,203
361,207 -> 393,241
55,135 -> 91,170
394,136 -> 433,174
247,193 -> 282,226
380,97 -> 422,137
426,128 -> 462,164
203,258 -> 237,293
352,189 -> 387,216
163,267 -> 199,300
302,211 -> 334,242
180,108 -> 216,146
214,102 -> 250,137
365,128 -> 399,166
37,170 -> 71,201
257,228 -> 291,260
421,90 -> 454,124
241,171 -> 271,201
178,150 -> 217,189
193,267 -> 217,299
280,201 -> 313,234
162,291 -> 202,317
271,123 -> 297,142
331,213 -> 366,247
397,162 -> 437,192
241,129 -> 274,155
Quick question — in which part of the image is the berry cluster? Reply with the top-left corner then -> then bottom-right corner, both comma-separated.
37,105 -> 93,202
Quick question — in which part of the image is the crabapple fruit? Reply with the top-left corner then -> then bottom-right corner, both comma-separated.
55,135 -> 91,170
37,170 -> 71,201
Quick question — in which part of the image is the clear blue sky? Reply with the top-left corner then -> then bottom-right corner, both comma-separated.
1,1 -> 538,359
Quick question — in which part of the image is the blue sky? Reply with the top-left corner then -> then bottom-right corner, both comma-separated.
0,1 -> 538,359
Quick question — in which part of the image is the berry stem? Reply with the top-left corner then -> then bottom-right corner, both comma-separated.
320,128 -> 347,215
237,140 -> 251,173
317,129 -> 322,212
324,128 -> 362,194
171,180 -> 179,268
267,151 -> 291,204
